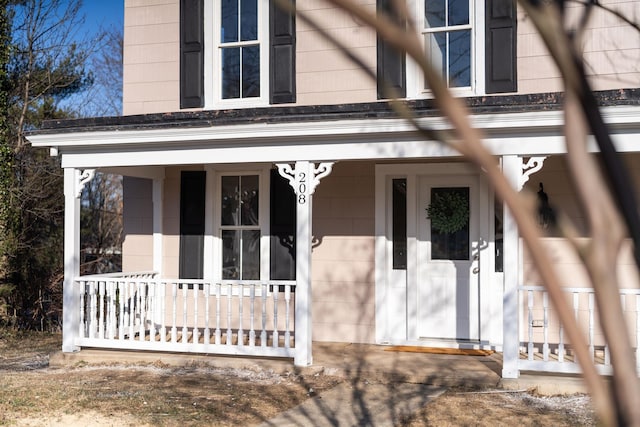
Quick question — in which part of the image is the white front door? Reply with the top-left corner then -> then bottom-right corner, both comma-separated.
416,174 -> 480,340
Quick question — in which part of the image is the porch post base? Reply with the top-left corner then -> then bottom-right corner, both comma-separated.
62,344 -> 80,353
502,365 -> 519,379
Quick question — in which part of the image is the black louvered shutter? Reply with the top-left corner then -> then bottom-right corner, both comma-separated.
270,0 -> 296,104
485,0 -> 517,93
180,0 -> 204,108
179,171 -> 206,279
376,0 -> 406,99
270,170 -> 296,280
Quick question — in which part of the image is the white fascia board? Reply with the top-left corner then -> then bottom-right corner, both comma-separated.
29,105 -> 640,166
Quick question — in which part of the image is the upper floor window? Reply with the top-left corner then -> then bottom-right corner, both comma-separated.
212,0 -> 268,106
412,0 -> 478,96
377,0 -> 516,99
180,0 -> 296,109
423,0 -> 472,89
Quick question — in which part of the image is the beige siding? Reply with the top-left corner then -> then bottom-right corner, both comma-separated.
296,0 -> 378,105
121,0 -> 639,111
517,0 -> 640,94
123,0 -> 180,115
311,161 -> 376,343
122,177 -> 154,271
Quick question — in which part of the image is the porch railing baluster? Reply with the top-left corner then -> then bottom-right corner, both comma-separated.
204,282 -> 210,345
98,281 -> 105,339
89,281 -> 96,339
182,284 -> 188,343
588,293 -> 595,361
139,281 -> 147,341
249,285 -> 256,346
226,283 -> 232,345
527,290 -> 534,361
79,281 -> 86,338
193,284 -> 199,344
238,284 -> 244,346
273,287 -> 279,348
171,283 -> 178,343
261,283 -> 267,347
543,292 -> 549,361
118,281 -> 125,340
285,285 -> 291,348
215,283 -> 221,345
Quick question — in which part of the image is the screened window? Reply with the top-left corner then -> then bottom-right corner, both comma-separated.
423,0 -> 472,88
220,175 -> 260,279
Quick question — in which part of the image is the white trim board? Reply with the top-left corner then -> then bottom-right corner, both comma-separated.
28,106 -> 640,168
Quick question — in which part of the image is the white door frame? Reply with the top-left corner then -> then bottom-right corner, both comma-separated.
375,163 -> 494,347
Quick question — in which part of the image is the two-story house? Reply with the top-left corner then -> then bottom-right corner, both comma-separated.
28,0 -> 640,378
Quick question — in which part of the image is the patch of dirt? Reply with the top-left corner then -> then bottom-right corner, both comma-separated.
401,389 -> 595,426
0,331 -> 596,426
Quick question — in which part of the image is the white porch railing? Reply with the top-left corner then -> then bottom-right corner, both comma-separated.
75,272 -> 296,358
519,285 -> 640,375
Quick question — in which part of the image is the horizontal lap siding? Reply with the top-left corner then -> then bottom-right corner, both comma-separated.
517,0 -> 640,94
124,0 -> 180,115
311,161 -> 376,343
296,0 -> 377,105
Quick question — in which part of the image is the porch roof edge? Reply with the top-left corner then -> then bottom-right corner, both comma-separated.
28,88 -> 640,136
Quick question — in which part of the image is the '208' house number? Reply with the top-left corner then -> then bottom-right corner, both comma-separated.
297,172 -> 308,204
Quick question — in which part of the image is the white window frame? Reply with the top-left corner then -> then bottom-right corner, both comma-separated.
204,165 -> 271,282
204,0 -> 270,109
406,0 -> 485,98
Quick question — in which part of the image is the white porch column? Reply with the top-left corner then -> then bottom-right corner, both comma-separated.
62,168 -> 93,352
501,155 -> 521,378
502,156 -> 548,378
152,178 -> 164,274
277,161 -> 334,366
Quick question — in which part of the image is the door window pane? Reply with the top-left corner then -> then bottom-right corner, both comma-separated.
430,187 -> 469,260
392,179 -> 407,270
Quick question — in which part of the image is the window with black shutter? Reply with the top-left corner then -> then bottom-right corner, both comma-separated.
180,0 -> 296,107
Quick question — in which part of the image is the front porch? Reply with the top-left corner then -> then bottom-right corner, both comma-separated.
69,271 -> 640,378
27,100 -> 640,380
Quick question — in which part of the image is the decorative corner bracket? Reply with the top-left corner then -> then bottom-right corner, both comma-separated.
276,161 -> 335,201
75,169 -> 95,198
518,157 -> 547,191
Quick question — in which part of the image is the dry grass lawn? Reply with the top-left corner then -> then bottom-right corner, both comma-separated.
0,330 -> 596,426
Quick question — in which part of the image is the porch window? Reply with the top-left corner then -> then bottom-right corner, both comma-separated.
221,175 -> 260,279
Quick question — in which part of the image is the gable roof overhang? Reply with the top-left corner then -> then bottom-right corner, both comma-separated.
27,90 -> 640,169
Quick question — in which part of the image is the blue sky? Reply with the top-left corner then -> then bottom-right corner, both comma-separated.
81,1 -> 124,34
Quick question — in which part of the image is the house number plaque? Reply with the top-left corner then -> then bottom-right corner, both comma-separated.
276,161 -> 334,204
